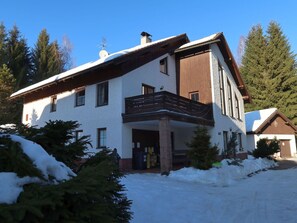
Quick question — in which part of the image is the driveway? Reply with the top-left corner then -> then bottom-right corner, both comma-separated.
271,158 -> 297,170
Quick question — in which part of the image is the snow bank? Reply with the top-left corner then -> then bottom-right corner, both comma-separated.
169,156 -> 276,186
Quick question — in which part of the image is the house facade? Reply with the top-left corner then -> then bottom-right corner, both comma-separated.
11,32 -> 250,173
245,108 -> 297,157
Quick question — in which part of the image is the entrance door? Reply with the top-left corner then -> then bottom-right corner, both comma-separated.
280,140 -> 291,158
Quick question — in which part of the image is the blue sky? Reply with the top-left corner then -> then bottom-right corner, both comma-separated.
1,1 -> 297,67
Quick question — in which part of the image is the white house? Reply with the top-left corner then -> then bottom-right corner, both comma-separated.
11,32 -> 251,173
245,108 -> 297,157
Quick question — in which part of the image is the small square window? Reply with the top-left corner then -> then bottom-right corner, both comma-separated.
75,88 -> 85,107
160,57 -> 168,74
50,96 -> 57,112
98,128 -> 107,148
189,91 -> 199,102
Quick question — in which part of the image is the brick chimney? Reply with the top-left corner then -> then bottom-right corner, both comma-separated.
141,32 -> 152,45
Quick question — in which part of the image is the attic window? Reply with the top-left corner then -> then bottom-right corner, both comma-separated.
160,57 -> 168,74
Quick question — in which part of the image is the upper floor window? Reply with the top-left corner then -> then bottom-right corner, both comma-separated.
227,80 -> 234,117
189,91 -> 199,102
50,95 -> 57,112
235,95 -> 240,120
97,82 -> 108,106
160,57 -> 168,74
75,88 -> 85,107
219,63 -> 226,115
97,128 -> 107,148
142,84 -> 155,95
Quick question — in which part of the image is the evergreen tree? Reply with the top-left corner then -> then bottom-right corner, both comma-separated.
265,22 -> 297,123
241,22 -> 297,124
186,126 -> 219,170
0,23 -> 7,66
31,29 -> 64,83
6,25 -> 31,89
0,65 -> 21,124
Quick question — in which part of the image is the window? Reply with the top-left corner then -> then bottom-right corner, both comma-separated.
97,82 -> 108,106
189,91 -> 199,102
97,128 -> 107,148
75,88 -> 85,107
219,63 -> 226,115
142,84 -> 155,95
235,95 -> 240,119
50,96 -> 57,112
74,130 -> 83,141
227,80 -> 234,117
160,57 -> 168,74
238,133 -> 243,151
223,131 -> 228,152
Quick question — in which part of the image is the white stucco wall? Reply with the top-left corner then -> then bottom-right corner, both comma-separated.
208,44 -> 247,153
22,53 -> 177,159
246,134 -> 297,157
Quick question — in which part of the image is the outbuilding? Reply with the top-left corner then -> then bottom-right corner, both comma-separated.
245,108 -> 297,158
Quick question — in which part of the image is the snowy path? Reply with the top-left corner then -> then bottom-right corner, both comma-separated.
122,169 -> 297,223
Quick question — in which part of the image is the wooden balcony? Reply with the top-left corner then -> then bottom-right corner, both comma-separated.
122,91 -> 214,125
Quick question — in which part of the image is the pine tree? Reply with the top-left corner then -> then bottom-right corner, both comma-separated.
31,29 -> 65,83
186,126 -> 219,170
241,22 -> 297,124
6,25 -> 31,89
0,23 -> 7,66
265,22 -> 297,123
0,64 -> 21,124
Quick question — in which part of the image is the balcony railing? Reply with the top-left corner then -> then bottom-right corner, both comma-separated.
124,91 -> 213,122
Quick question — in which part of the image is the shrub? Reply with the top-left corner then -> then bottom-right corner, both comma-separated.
10,120 -> 92,171
0,134 -> 132,223
253,138 -> 280,159
186,126 -> 219,170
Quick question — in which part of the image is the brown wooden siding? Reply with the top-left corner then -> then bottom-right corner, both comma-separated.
178,52 -> 212,105
261,116 -> 296,134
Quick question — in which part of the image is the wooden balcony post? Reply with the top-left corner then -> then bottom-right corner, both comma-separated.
159,116 -> 172,175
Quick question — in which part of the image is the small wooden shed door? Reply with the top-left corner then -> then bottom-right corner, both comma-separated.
280,140 -> 291,158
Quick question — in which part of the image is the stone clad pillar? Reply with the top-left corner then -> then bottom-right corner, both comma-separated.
159,116 -> 172,175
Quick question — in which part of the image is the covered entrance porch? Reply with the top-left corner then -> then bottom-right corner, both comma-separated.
122,91 -> 214,174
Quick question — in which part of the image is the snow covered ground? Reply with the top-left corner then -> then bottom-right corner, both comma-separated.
122,158 -> 297,223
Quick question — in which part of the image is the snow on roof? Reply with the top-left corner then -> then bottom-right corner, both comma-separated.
245,108 -> 277,132
178,33 -> 220,50
11,35 -> 177,98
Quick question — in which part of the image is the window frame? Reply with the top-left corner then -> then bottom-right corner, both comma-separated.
97,128 -> 107,148
223,131 -> 228,152
189,91 -> 200,102
50,95 -> 57,112
227,79 -> 234,117
235,95 -> 241,120
75,88 -> 85,107
160,57 -> 168,74
96,82 -> 108,107
142,84 -> 155,95
218,63 -> 226,115
74,130 -> 83,141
